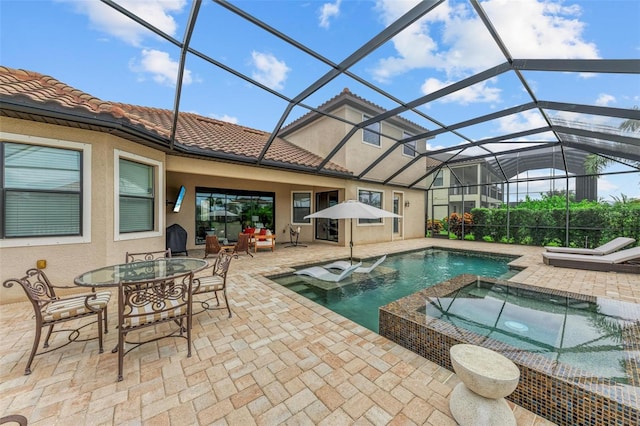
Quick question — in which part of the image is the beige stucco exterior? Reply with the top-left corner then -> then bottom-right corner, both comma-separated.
1,116 -> 427,304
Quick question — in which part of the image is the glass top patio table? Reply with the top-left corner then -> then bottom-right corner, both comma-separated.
74,258 -> 208,288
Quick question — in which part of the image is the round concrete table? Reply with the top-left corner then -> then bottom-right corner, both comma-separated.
449,344 -> 520,426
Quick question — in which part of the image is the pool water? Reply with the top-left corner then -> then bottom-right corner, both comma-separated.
427,281 -> 637,384
272,248 -> 516,332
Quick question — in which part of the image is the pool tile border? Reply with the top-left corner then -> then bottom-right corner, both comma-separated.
379,274 -> 639,426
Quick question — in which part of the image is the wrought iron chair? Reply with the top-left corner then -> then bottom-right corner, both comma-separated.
193,250 -> 234,317
2,268 -> 110,375
232,233 -> 253,257
285,224 -> 307,247
125,249 -> 172,263
204,235 -> 223,259
117,270 -> 194,381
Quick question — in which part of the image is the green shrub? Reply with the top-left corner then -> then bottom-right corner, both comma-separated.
464,234 -> 475,241
483,235 -> 494,242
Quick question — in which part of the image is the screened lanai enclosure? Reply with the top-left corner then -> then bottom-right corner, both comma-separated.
91,1 -> 640,245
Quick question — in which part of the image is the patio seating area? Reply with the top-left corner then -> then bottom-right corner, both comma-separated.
1,238 -> 638,424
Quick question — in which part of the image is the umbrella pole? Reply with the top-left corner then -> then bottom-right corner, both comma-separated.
350,218 -> 353,264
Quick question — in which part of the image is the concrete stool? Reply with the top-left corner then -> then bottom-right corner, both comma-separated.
449,344 -> 520,426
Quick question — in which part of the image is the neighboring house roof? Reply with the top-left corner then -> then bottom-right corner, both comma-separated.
0,66 -> 350,175
280,87 -> 430,138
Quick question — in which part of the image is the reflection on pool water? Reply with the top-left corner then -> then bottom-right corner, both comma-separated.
426,281 -> 638,384
272,248 -> 516,332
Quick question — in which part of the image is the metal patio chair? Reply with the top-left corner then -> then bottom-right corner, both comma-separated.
3,268 -> 110,375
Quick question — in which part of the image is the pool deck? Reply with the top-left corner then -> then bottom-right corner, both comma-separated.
1,238 -> 638,425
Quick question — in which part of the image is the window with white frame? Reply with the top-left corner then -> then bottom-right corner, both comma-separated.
358,189 -> 383,224
119,158 -> 154,233
1,141 -> 83,238
362,114 -> 380,146
115,151 -> 163,239
292,191 -> 311,224
402,132 -> 417,157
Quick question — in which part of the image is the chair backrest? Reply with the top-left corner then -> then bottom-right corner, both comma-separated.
211,250 -> 233,281
3,268 -> 56,313
125,249 -> 172,263
289,225 -> 299,244
204,235 -> 222,258
233,233 -> 251,255
118,270 -> 194,329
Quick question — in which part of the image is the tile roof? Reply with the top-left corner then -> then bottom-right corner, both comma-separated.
0,66 -> 350,174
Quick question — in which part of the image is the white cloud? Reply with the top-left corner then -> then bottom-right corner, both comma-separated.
319,0 -> 341,29
64,0 -> 187,46
421,77 -> 501,105
497,110 -> 548,134
129,49 -> 193,87
250,51 -> 290,90
595,93 -> 616,106
373,0 -> 599,83
209,113 -> 239,124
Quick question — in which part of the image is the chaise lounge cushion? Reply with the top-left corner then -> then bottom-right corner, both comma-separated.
544,237 -> 635,255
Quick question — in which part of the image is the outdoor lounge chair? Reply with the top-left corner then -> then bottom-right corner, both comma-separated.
294,262 -> 362,282
544,237 -> 635,255
324,255 -> 387,273
542,246 -> 640,273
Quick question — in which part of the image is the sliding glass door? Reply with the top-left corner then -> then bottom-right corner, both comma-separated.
195,187 -> 274,245
314,190 -> 338,242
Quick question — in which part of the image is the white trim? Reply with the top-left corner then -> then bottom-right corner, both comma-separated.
114,149 -> 164,241
291,190 -> 313,225
0,132 -> 92,248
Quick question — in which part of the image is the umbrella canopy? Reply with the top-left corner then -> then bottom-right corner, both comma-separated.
304,200 -> 401,262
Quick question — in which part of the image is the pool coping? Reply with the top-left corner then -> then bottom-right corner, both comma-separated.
379,273 -> 639,425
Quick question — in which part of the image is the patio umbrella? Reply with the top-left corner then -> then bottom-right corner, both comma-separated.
304,199 -> 401,263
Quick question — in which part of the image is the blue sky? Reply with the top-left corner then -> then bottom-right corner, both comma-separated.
1,0 -> 639,200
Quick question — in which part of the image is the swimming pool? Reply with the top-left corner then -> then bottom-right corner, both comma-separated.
272,248 -> 516,332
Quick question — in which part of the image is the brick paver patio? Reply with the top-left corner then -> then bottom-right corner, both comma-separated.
2,238 -> 638,425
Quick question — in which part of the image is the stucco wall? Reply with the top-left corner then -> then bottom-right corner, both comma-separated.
1,117 -> 427,305
0,117 -> 166,304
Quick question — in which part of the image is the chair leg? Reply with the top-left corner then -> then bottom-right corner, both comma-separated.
25,324 -> 42,375
118,330 -> 124,381
43,324 -> 54,348
186,314 -> 192,358
97,311 -> 104,354
103,307 -> 108,334
222,290 -> 232,318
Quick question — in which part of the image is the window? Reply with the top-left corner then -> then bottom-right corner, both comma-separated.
2,141 -> 82,238
115,150 -> 163,240
433,170 -> 444,187
402,132 -> 417,157
358,189 -> 383,224
362,114 -> 380,146
292,191 -> 311,224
